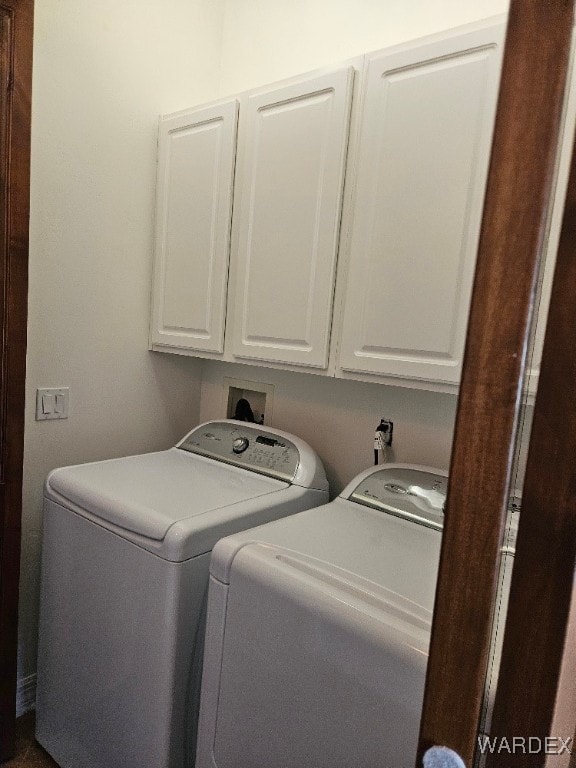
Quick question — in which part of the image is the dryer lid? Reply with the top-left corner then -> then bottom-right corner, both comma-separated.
45,448 -> 287,541
211,496 -> 442,609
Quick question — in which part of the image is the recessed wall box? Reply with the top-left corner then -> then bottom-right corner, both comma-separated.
223,377 -> 275,425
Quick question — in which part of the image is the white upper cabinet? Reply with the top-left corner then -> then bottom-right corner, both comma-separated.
150,99 -> 238,354
228,67 -> 354,368
337,22 -> 505,384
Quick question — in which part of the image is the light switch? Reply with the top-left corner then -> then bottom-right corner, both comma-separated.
36,388 -> 69,420
42,393 -> 54,414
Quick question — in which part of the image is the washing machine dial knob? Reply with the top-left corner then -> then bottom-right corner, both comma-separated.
233,437 -> 249,454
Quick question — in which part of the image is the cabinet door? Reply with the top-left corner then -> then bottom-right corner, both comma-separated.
338,23 -> 504,384
150,99 -> 238,354
230,67 -> 354,368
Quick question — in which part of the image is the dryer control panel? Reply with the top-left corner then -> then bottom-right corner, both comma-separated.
349,465 -> 448,531
178,421 -> 300,483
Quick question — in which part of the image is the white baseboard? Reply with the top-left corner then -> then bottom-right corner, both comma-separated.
16,673 -> 36,717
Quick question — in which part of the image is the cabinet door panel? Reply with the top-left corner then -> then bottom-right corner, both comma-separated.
150,100 -> 238,353
339,24 -> 504,383
231,68 -> 354,368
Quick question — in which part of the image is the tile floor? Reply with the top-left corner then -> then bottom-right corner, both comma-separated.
4,714 -> 59,768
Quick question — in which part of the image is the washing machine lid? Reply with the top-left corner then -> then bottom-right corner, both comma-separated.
46,448 -> 288,542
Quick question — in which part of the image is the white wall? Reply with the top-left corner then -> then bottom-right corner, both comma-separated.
218,0 -> 508,95
199,362 -> 458,495
20,0 -> 226,691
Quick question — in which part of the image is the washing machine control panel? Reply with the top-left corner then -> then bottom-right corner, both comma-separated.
178,422 -> 300,482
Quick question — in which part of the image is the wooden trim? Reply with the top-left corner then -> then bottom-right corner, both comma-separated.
416,2 -> 574,764
486,63 -> 576,768
0,0 -> 33,760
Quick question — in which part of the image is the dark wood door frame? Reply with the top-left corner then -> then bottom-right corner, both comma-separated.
417,1 -> 575,764
0,0 -> 33,761
487,38 -> 576,768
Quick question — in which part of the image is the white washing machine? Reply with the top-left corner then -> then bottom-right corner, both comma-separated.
35,420 -> 328,768
195,463 -> 518,768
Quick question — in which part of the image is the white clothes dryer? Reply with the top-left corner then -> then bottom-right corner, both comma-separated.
195,463 -> 518,768
35,420 -> 328,768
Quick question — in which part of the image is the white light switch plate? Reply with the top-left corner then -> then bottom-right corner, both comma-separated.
36,387 -> 69,420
